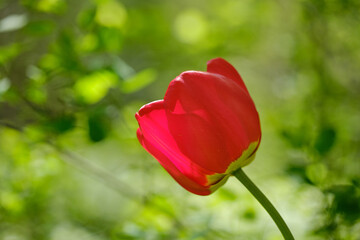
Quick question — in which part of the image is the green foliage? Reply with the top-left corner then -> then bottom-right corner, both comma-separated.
121,68 -> 157,94
0,43 -> 22,65
314,126 -> 336,155
74,70 -> 118,104
1,0 -> 360,239
87,109 -> 111,142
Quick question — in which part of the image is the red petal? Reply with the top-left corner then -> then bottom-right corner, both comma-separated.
207,58 -> 249,94
164,71 -> 261,173
136,100 -> 216,195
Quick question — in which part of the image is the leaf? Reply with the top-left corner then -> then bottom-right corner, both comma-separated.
23,20 -> 54,36
327,184 -> 360,224
77,6 -> 96,29
95,0 -> 127,29
88,111 -> 111,142
0,14 -> 27,33
314,126 -> 336,155
280,126 -> 309,149
121,68 -> 157,93
243,207 -> 257,221
36,0 -> 67,14
306,163 -> 328,184
0,43 -> 22,65
74,70 -> 118,104
98,27 -> 124,52
46,115 -> 75,134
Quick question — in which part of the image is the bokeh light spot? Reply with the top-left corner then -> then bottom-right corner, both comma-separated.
95,0 -> 127,29
74,70 -> 118,104
174,9 -> 208,44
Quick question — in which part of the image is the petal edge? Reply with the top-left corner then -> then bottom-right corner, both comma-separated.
207,57 -> 249,94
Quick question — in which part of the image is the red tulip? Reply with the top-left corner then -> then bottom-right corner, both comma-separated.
135,58 -> 261,195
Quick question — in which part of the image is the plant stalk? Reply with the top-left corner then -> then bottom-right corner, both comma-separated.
233,168 -> 295,240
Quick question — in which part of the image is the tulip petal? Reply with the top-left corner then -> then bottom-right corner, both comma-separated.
164,71 -> 261,173
136,100 -> 220,195
207,57 -> 249,94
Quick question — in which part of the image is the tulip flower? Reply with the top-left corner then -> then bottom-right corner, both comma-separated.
136,58 -> 294,239
136,58 -> 261,195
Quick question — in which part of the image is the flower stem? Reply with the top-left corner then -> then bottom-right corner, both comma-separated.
233,168 -> 295,240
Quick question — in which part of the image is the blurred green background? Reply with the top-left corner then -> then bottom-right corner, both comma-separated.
1,0 -> 360,239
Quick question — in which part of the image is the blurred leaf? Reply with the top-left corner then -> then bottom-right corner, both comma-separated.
23,20 -> 55,36
314,126 -> 336,155
174,9 -> 208,44
55,31 -> 80,71
280,126 -> 309,149
242,207 -> 256,221
45,115 -> 75,134
39,54 -> 60,70
286,162 -> 312,184
98,27 -> 124,52
74,70 -> 118,104
0,78 -> 10,96
111,230 -> 137,240
95,0 -> 127,29
0,191 -> 24,214
0,14 -> 27,33
36,0 -> 67,14
111,224 -> 143,240
77,34 -> 98,52
352,178 -> 360,188
111,57 -> 135,79
77,6 -> 96,29
121,68 -> 157,94
21,0 -> 66,14
327,184 -> 360,224
24,125 -> 46,142
0,43 -> 22,65
306,162 -> 328,185
26,86 -> 47,104
88,110 -> 111,142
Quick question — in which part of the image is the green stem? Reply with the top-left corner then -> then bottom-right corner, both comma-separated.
233,168 -> 295,240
